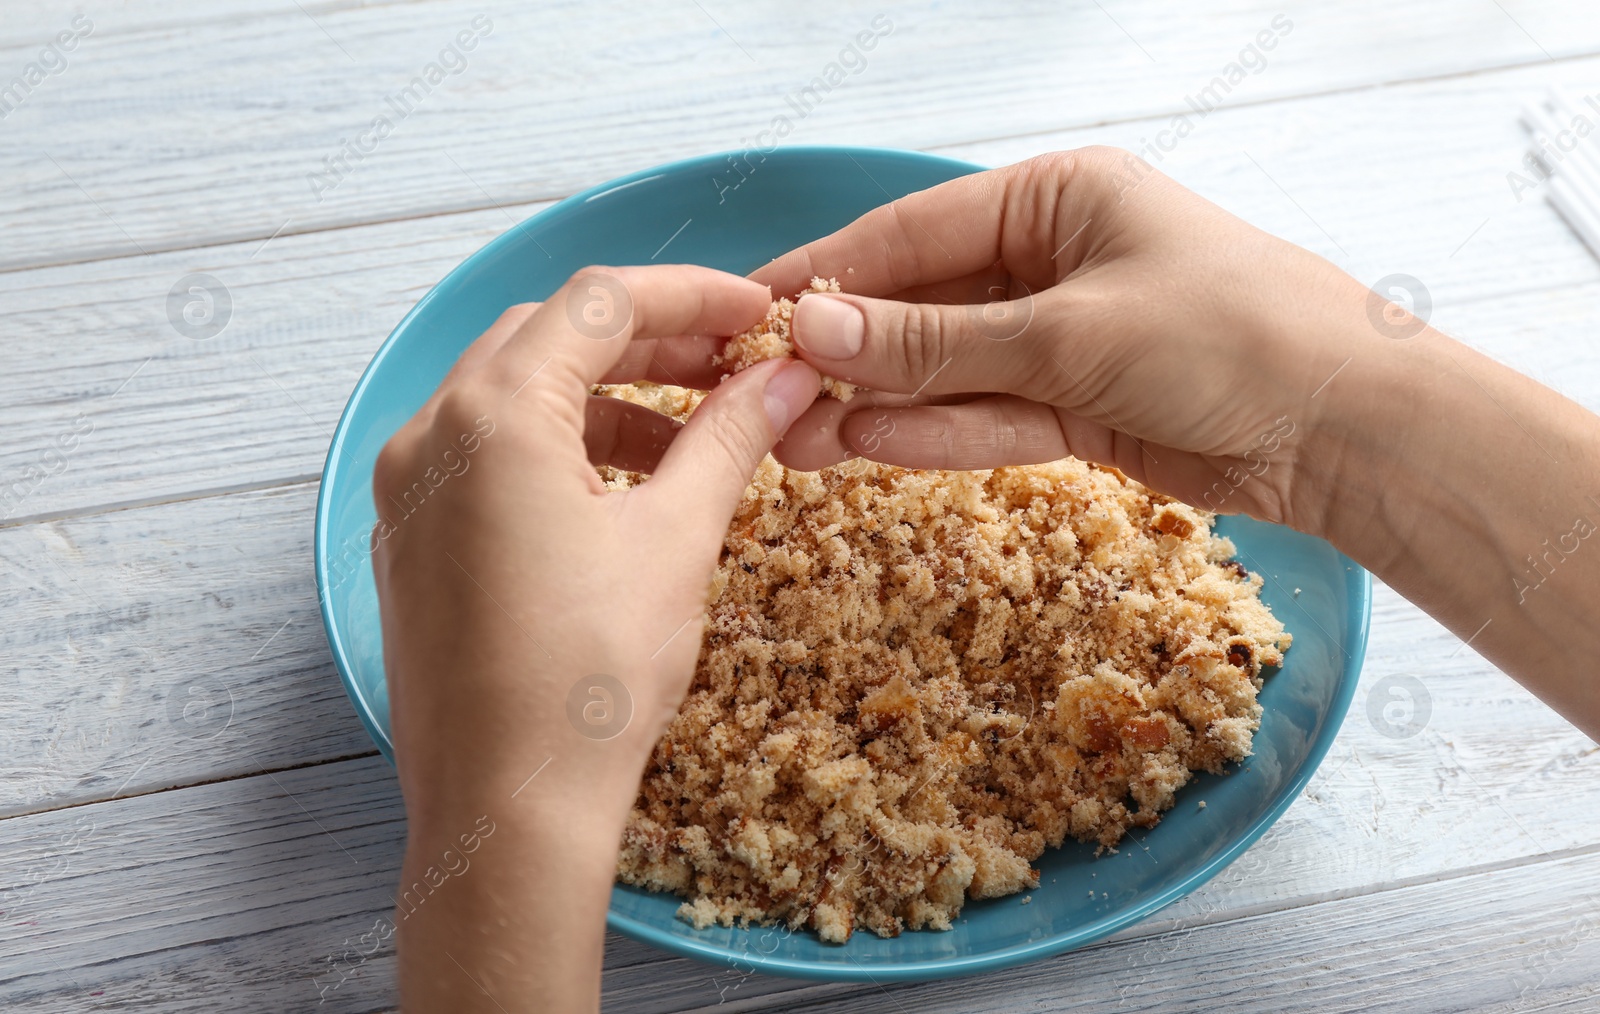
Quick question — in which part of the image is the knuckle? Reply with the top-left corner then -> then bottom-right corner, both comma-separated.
1030,145 -> 1145,199
990,407 -> 1020,460
434,382 -> 491,435
875,203 -> 924,293
936,412 -> 958,462
561,267 -> 633,341
1069,145 -> 1135,179
569,264 -> 615,285
1027,149 -> 1083,178
895,304 -> 946,382
1077,144 -> 1133,165
1016,149 -> 1090,196
372,433 -> 415,500
495,302 -> 539,328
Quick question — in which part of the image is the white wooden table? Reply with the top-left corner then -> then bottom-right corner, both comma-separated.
4,2 -> 1600,1010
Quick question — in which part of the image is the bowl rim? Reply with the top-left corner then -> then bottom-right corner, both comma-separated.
314,144 -> 1374,985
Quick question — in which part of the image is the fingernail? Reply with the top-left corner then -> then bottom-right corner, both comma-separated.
793,295 -> 864,360
763,361 -> 819,436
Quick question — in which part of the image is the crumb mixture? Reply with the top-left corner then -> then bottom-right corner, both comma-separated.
599,377 -> 1289,945
715,276 -> 857,401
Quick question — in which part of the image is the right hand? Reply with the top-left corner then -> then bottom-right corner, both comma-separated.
752,147 -> 1400,533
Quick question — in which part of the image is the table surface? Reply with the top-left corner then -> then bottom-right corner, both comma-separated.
4,2 -> 1600,1011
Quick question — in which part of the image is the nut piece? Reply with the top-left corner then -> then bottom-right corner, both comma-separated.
717,277 -> 857,401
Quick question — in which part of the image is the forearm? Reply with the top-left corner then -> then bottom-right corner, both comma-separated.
395,784 -> 630,1013
1305,323 -> 1600,738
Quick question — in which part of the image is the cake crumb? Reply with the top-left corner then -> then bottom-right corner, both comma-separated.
602,382 -> 1290,943
1197,800 -> 1207,810
716,277 -> 857,401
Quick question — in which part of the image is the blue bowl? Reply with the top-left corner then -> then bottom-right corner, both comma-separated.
315,146 -> 1371,983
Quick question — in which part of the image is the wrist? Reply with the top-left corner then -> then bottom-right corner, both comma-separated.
1269,269 -> 1429,547
1292,323 -> 1517,569
390,663 -> 663,847
1290,354 -> 1402,546
406,754 -> 636,850
398,744 -> 643,861
396,790 -> 621,1014
401,803 -> 623,888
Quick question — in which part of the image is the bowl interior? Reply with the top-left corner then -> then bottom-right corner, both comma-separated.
315,146 -> 1371,982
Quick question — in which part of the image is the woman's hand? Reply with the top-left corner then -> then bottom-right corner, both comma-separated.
754,146 -> 1389,534
758,146 -> 1600,742
370,264 -> 819,1012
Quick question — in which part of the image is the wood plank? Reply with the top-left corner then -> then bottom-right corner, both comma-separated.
0,481 -> 375,817
8,53 -> 1600,523
0,1 -> 429,50
3,0 -> 1598,271
1,754 -> 1596,1011
708,848 -> 1600,1013
0,201 -> 537,525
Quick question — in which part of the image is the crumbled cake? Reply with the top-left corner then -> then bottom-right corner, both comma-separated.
599,382 -> 1290,944
716,277 -> 857,400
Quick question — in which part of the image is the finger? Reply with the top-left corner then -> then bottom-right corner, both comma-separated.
767,394 -> 856,471
754,262 -> 1015,310
749,169 -> 1009,299
595,333 -> 730,390
750,153 -> 1114,299
415,303 -> 540,426
640,358 -> 820,539
488,264 -> 771,413
751,148 -> 1155,299
790,289 -> 1047,399
838,398 -> 1177,494
584,394 -> 682,473
837,396 -> 1070,469
448,303 -> 541,384
767,387 -> 978,471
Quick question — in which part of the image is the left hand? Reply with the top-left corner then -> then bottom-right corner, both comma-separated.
370,264 -> 819,1011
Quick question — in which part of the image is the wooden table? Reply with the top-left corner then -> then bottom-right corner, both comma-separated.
4,2 -> 1600,1010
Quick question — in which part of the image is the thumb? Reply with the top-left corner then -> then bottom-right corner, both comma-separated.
644,357 -> 820,530
790,290 -> 1042,397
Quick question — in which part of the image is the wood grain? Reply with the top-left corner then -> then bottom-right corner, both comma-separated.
2,0 -> 1597,271
0,481 -> 374,817
0,0 -> 431,50
1,754 -> 1596,1011
0,200 -> 539,524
